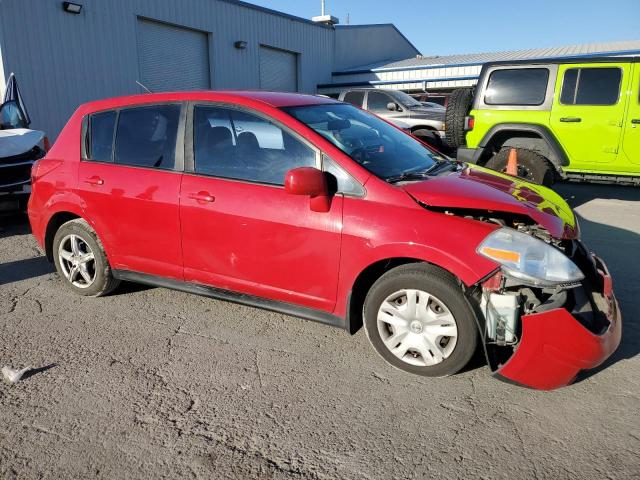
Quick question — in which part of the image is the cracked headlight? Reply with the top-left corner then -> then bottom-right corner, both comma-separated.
478,227 -> 584,286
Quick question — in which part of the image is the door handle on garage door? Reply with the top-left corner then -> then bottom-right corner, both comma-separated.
559,117 -> 582,123
84,176 -> 104,185
631,119 -> 640,125
188,191 -> 215,203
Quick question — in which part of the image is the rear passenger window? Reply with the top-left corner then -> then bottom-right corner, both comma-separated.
87,111 -> 117,162
114,105 -> 181,170
193,106 -> 317,185
485,68 -> 549,106
560,68 -> 622,105
343,91 -> 365,107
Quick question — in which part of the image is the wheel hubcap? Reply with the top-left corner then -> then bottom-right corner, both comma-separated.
58,234 -> 96,288
377,289 -> 458,367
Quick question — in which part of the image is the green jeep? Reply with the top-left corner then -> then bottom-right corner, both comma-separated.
446,56 -> 640,186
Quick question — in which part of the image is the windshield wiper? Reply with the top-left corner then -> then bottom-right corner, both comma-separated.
385,161 -> 453,183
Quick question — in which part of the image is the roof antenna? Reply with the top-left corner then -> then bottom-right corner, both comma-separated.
136,81 -> 153,94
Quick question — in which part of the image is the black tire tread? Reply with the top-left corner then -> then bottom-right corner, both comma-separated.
445,88 -> 474,148
485,147 -> 556,186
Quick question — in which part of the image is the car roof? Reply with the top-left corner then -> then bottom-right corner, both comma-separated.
485,55 -> 639,68
78,90 -> 339,114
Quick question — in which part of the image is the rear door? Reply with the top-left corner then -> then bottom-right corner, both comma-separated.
550,63 -> 630,170
179,103 -> 343,312
621,63 -> 640,166
77,103 -> 185,279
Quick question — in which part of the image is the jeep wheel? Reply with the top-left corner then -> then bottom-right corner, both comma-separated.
485,147 -> 556,186
364,263 -> 478,377
53,218 -> 120,297
445,88 -> 474,149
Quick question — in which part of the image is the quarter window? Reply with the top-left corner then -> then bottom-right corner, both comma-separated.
343,91 -> 365,107
114,105 -> 181,170
560,68 -> 622,106
87,110 -> 117,162
193,106 -> 317,185
484,68 -> 550,106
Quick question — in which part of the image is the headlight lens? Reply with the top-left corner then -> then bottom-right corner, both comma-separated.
478,227 -> 584,286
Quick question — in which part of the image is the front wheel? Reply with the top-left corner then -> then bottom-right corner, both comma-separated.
364,263 -> 478,377
485,147 -> 556,186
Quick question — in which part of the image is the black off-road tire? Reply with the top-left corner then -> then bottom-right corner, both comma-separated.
363,263 -> 478,377
445,88 -> 474,148
52,218 -> 120,297
485,147 -> 556,186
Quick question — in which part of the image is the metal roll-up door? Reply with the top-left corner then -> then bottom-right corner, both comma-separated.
259,46 -> 298,92
137,19 -> 210,92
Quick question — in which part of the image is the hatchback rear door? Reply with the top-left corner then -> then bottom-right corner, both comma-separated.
179,103 -> 343,313
77,103 -> 185,279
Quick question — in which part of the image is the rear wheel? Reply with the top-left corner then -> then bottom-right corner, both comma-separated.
364,263 -> 478,377
52,219 -> 120,297
485,147 -> 556,186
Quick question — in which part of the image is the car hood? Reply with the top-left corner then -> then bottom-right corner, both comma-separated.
0,128 -> 45,158
407,107 -> 445,122
402,164 -> 578,240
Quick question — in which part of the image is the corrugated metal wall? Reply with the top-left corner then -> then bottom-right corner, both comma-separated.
0,0 -> 335,138
333,25 -> 420,72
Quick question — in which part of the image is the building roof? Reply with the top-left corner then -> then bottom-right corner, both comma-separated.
334,39 -> 640,74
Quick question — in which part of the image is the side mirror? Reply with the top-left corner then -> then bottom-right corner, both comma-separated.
387,102 -> 399,112
284,167 -> 331,212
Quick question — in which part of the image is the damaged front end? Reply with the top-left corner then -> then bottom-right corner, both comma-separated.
470,227 -> 621,390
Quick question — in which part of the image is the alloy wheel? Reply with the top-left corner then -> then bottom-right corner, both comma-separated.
57,234 -> 97,288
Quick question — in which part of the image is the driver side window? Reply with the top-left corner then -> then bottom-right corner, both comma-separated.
193,105 -> 317,185
0,101 -> 28,129
367,91 -> 393,112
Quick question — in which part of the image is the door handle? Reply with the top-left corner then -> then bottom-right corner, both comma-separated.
84,176 -> 104,186
188,191 -> 215,203
632,119 -> 640,125
559,117 -> 582,123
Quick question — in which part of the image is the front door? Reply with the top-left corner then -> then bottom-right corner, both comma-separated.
621,63 -> 640,166
179,104 -> 343,312
550,64 -> 630,171
77,104 -> 184,279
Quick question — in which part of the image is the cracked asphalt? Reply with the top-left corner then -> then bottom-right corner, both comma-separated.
1,182 -> 639,479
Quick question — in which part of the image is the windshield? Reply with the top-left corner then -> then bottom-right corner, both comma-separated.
283,103 -> 447,180
388,90 -> 422,108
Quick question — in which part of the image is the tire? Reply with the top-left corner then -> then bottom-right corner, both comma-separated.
363,263 -> 478,377
485,147 -> 556,186
52,218 -> 120,297
444,88 -> 474,148
412,129 -> 442,150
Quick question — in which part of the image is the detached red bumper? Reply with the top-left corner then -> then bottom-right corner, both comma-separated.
495,256 -> 622,390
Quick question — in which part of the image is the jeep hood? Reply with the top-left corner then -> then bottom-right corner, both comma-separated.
402,164 -> 578,240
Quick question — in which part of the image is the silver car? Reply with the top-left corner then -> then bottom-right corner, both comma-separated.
338,88 -> 446,148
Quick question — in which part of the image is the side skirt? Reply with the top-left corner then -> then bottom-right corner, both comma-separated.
112,269 -> 346,330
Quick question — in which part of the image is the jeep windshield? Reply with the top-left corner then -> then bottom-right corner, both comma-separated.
284,103 -> 448,181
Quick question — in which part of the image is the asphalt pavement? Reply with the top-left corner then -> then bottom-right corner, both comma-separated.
1,182 -> 639,479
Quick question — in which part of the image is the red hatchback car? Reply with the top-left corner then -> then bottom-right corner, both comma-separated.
28,91 -> 621,390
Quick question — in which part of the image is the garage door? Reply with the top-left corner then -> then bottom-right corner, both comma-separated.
259,46 -> 298,92
137,19 -> 210,92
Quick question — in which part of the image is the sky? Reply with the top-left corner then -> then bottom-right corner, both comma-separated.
249,0 -> 640,56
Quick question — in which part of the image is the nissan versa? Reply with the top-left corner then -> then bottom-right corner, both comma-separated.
27,92 -> 622,390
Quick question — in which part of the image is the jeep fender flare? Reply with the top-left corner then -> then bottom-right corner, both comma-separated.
478,123 -> 569,172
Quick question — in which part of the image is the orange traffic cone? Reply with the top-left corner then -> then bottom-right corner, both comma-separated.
506,148 -> 518,176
